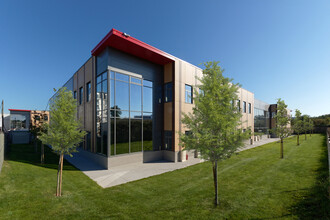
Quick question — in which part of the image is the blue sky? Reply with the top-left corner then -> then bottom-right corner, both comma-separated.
1,0 -> 329,116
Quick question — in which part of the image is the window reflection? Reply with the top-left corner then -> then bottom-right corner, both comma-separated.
97,70 -> 154,156
131,119 -> 142,153
115,81 -> 129,110
131,84 -> 142,111
143,86 -> 152,113
116,116 -> 129,155
10,114 -> 27,130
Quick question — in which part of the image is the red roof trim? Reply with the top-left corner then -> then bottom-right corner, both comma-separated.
9,109 -> 31,112
91,28 -> 175,65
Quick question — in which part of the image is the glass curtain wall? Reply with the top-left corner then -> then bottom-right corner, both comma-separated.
103,70 -> 153,156
254,108 -> 270,133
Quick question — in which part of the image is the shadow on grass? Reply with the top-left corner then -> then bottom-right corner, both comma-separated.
7,143 -> 77,171
290,134 -> 330,219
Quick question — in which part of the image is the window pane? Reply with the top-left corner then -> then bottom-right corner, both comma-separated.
110,118 -> 114,156
116,72 -> 129,82
131,119 -> 142,153
164,131 -> 172,151
164,83 -> 172,102
102,71 -> 107,81
97,75 -> 102,84
131,77 -> 142,84
130,84 -> 142,111
79,87 -> 83,105
115,81 -> 129,110
185,85 -> 192,103
116,117 -> 129,154
86,82 -> 91,102
110,71 -> 115,79
96,111 -> 102,153
143,80 -> 153,87
143,113 -> 153,151
143,86 -> 152,112
102,80 -> 108,110
110,79 -> 115,108
102,118 -> 108,156
97,83 -> 102,111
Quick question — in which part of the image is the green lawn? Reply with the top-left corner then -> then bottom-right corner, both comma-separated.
0,134 -> 329,219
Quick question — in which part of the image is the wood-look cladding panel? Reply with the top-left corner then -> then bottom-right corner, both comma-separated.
164,102 -> 172,131
164,62 -> 173,83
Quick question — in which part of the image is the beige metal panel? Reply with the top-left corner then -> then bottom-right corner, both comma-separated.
164,62 -> 173,83
237,87 -> 254,132
164,102 -> 173,131
173,59 -> 202,153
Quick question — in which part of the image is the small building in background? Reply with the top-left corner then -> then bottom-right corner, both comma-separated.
8,109 -> 49,144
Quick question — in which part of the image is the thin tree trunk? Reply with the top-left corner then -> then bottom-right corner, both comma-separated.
297,134 -> 299,146
305,132 -> 307,140
213,160 -> 219,206
59,153 -> 64,196
310,130 -> 311,137
280,138 -> 284,159
56,154 -> 61,196
41,143 -> 44,164
297,134 -> 300,146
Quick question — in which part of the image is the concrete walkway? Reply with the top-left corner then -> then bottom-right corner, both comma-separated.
65,137 -> 280,188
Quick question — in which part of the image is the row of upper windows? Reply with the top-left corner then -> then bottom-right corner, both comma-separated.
164,83 -> 194,104
73,82 -> 91,105
237,100 -> 252,114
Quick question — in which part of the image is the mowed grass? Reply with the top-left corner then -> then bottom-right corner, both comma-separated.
0,134 -> 328,219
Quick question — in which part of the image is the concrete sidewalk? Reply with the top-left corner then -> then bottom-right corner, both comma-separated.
65,137 -> 280,188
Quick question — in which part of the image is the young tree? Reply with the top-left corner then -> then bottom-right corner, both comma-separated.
293,109 -> 303,145
272,99 -> 291,158
180,61 -> 249,206
308,118 -> 314,136
39,87 -> 86,197
302,115 -> 310,140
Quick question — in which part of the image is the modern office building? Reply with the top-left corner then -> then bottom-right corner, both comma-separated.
51,28 -> 288,168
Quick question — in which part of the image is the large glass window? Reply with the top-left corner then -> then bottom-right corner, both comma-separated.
248,103 -> 251,114
185,85 -> 193,103
243,101 -> 246,113
254,108 -> 270,133
10,114 -> 27,130
98,70 -> 153,156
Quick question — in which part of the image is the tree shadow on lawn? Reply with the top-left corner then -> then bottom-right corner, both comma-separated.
289,134 -> 330,219
7,143 -> 77,171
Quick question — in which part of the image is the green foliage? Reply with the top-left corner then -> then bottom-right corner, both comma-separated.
302,115 -> 310,134
180,61 -> 249,162
293,109 -> 304,134
39,87 -> 86,156
272,98 -> 291,139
